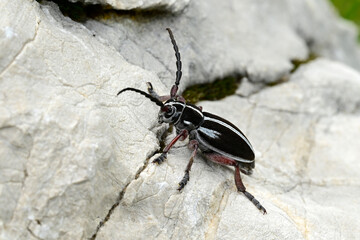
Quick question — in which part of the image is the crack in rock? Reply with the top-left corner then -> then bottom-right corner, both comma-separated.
89,126 -> 170,239
89,158 -> 151,240
0,19 -> 41,78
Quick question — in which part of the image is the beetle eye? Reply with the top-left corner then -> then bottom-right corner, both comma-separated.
165,107 -> 175,117
161,106 -> 170,112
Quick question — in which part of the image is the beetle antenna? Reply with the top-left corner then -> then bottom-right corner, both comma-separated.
166,28 -> 182,98
117,88 -> 164,107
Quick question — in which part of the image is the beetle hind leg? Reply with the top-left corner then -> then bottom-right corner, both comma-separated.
205,153 -> 266,214
239,166 -> 253,175
235,164 -> 267,214
178,140 -> 199,191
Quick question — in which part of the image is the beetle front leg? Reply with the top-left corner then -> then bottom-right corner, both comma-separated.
235,164 -> 267,214
146,82 -> 171,102
178,140 -> 199,191
153,129 -> 188,164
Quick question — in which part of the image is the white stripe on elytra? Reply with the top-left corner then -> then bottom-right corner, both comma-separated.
204,116 -> 254,153
186,105 -> 203,116
198,127 -> 221,139
183,120 -> 194,126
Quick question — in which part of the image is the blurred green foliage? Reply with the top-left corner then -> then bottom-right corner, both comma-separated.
330,0 -> 360,40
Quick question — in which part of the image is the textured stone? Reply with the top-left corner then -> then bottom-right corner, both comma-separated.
1,0 -> 360,239
0,1 -> 163,239
95,59 -> 360,240
85,0 -> 360,91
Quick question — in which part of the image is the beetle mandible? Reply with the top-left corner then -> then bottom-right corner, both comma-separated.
117,28 -> 266,214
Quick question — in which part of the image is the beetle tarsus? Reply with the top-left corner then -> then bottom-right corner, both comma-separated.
146,82 -> 158,98
240,167 -> 253,175
243,191 -> 267,214
235,164 -> 266,214
178,141 -> 198,191
177,171 -> 189,191
153,153 -> 167,164
147,82 -> 171,102
153,130 -> 188,164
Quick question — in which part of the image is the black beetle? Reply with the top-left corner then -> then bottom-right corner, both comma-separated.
118,28 -> 266,214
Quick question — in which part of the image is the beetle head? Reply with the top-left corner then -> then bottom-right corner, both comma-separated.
158,100 -> 185,124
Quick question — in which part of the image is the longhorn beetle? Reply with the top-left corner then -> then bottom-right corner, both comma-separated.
117,28 -> 266,214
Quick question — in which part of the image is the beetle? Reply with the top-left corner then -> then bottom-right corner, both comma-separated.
117,28 -> 266,214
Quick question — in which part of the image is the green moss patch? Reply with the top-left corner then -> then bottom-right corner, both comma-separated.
182,76 -> 240,104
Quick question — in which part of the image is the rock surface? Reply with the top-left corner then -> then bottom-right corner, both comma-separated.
85,0 -> 360,90
95,59 -> 360,240
1,0 -> 360,240
1,1 -> 163,239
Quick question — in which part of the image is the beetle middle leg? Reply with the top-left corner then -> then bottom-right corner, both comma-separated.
205,153 -> 267,214
177,140 -> 199,191
153,129 -> 188,164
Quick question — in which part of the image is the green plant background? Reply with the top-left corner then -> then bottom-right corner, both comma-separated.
330,0 -> 360,40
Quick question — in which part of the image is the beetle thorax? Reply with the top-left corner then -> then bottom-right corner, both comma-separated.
174,103 -> 204,131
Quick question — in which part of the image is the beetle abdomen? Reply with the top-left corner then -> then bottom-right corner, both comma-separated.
196,112 -> 255,162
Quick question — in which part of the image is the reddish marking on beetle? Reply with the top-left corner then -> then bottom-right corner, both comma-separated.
205,153 -> 238,167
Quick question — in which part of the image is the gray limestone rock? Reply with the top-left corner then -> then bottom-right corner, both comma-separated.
1,1 -> 163,239
85,0 -> 360,90
95,59 -> 360,240
1,0 -> 360,239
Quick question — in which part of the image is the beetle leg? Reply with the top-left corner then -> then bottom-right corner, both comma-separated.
239,166 -> 253,175
146,83 -> 187,103
146,82 -> 159,98
179,129 -> 188,141
203,153 -> 237,167
205,153 -> 266,214
153,129 -> 188,164
146,82 -> 171,102
178,140 -> 199,191
235,164 -> 267,214
176,95 -> 186,103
